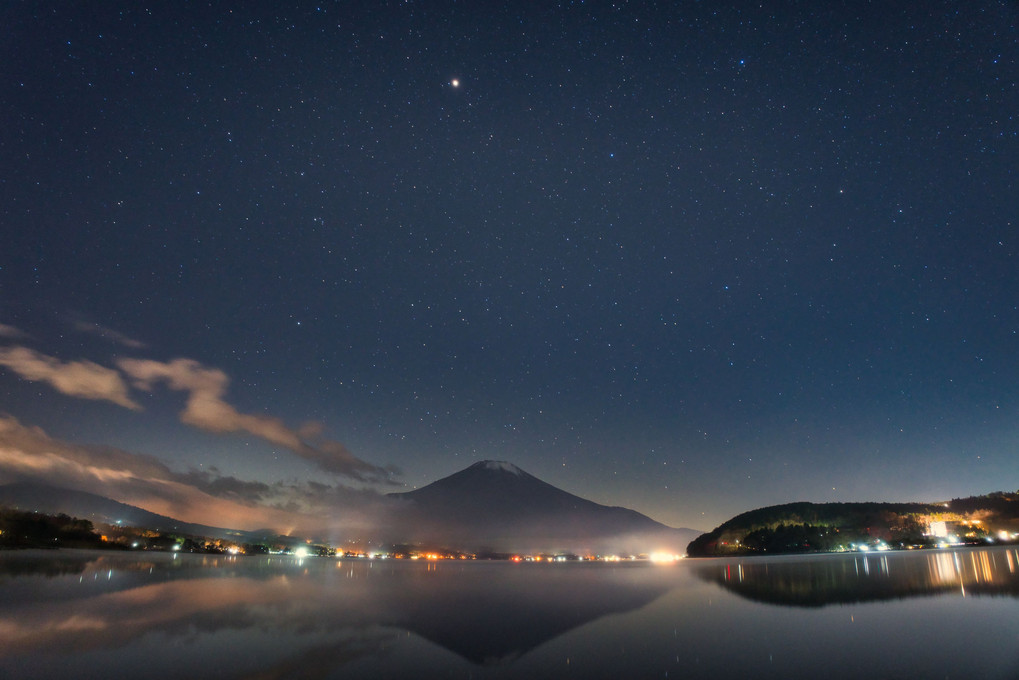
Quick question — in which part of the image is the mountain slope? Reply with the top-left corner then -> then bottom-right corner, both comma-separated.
0,482 -> 248,541
387,460 -> 701,554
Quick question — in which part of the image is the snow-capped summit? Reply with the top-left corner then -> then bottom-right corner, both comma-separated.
470,460 -> 524,475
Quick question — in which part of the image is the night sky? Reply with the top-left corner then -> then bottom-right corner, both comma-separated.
1,2 -> 1015,535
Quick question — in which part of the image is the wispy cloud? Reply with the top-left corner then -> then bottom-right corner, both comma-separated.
0,323 -> 28,339
117,358 -> 397,483
0,346 -> 141,410
0,337 -> 396,483
0,415 -> 395,535
72,320 -> 146,349
0,414 -> 259,527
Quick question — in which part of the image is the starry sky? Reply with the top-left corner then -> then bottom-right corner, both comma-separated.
0,2 -> 1016,535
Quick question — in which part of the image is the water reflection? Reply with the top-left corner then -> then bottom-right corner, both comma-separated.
695,546 -> 1019,607
370,561 -> 670,663
2,548 -> 1018,679
0,551 -> 670,674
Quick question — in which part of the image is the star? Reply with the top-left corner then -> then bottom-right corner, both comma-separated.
0,0 -> 1013,538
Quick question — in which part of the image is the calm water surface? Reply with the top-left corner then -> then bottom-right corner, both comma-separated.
1,546 -> 1018,679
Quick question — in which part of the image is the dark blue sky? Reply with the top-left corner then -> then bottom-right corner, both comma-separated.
0,2 -> 1015,532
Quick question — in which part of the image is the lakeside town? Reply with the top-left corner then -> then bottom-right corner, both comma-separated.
4,496 -> 1019,562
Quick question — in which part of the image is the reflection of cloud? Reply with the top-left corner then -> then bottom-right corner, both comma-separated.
0,576 -> 288,655
118,357 -> 396,482
0,415 -> 396,536
0,566 -> 398,671
0,346 -> 140,410
71,320 -> 146,349
0,553 -> 675,671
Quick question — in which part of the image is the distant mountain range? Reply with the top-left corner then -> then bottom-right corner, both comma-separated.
0,461 -> 702,554
385,460 -> 702,554
0,482 -> 262,543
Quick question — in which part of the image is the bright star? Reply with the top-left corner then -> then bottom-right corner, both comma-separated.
450,78 -> 460,88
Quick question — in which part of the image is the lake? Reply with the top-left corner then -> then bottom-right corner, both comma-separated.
1,546 -> 1017,679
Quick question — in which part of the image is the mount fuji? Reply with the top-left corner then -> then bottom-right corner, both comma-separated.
386,460 -> 702,555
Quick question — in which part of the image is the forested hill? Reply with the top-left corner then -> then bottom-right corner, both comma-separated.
686,491 -> 1019,557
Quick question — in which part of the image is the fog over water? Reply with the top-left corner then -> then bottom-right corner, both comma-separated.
2,547 -> 1018,679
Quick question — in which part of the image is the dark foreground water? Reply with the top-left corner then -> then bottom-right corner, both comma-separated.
1,547 -> 1018,679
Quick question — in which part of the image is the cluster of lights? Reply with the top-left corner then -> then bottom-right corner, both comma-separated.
162,544 -> 691,561
854,543 -> 891,553
507,553 -> 682,563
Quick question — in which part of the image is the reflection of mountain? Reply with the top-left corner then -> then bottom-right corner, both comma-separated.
696,547 -> 1019,608
0,551 -> 673,669
373,563 -> 670,664
388,460 -> 701,554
